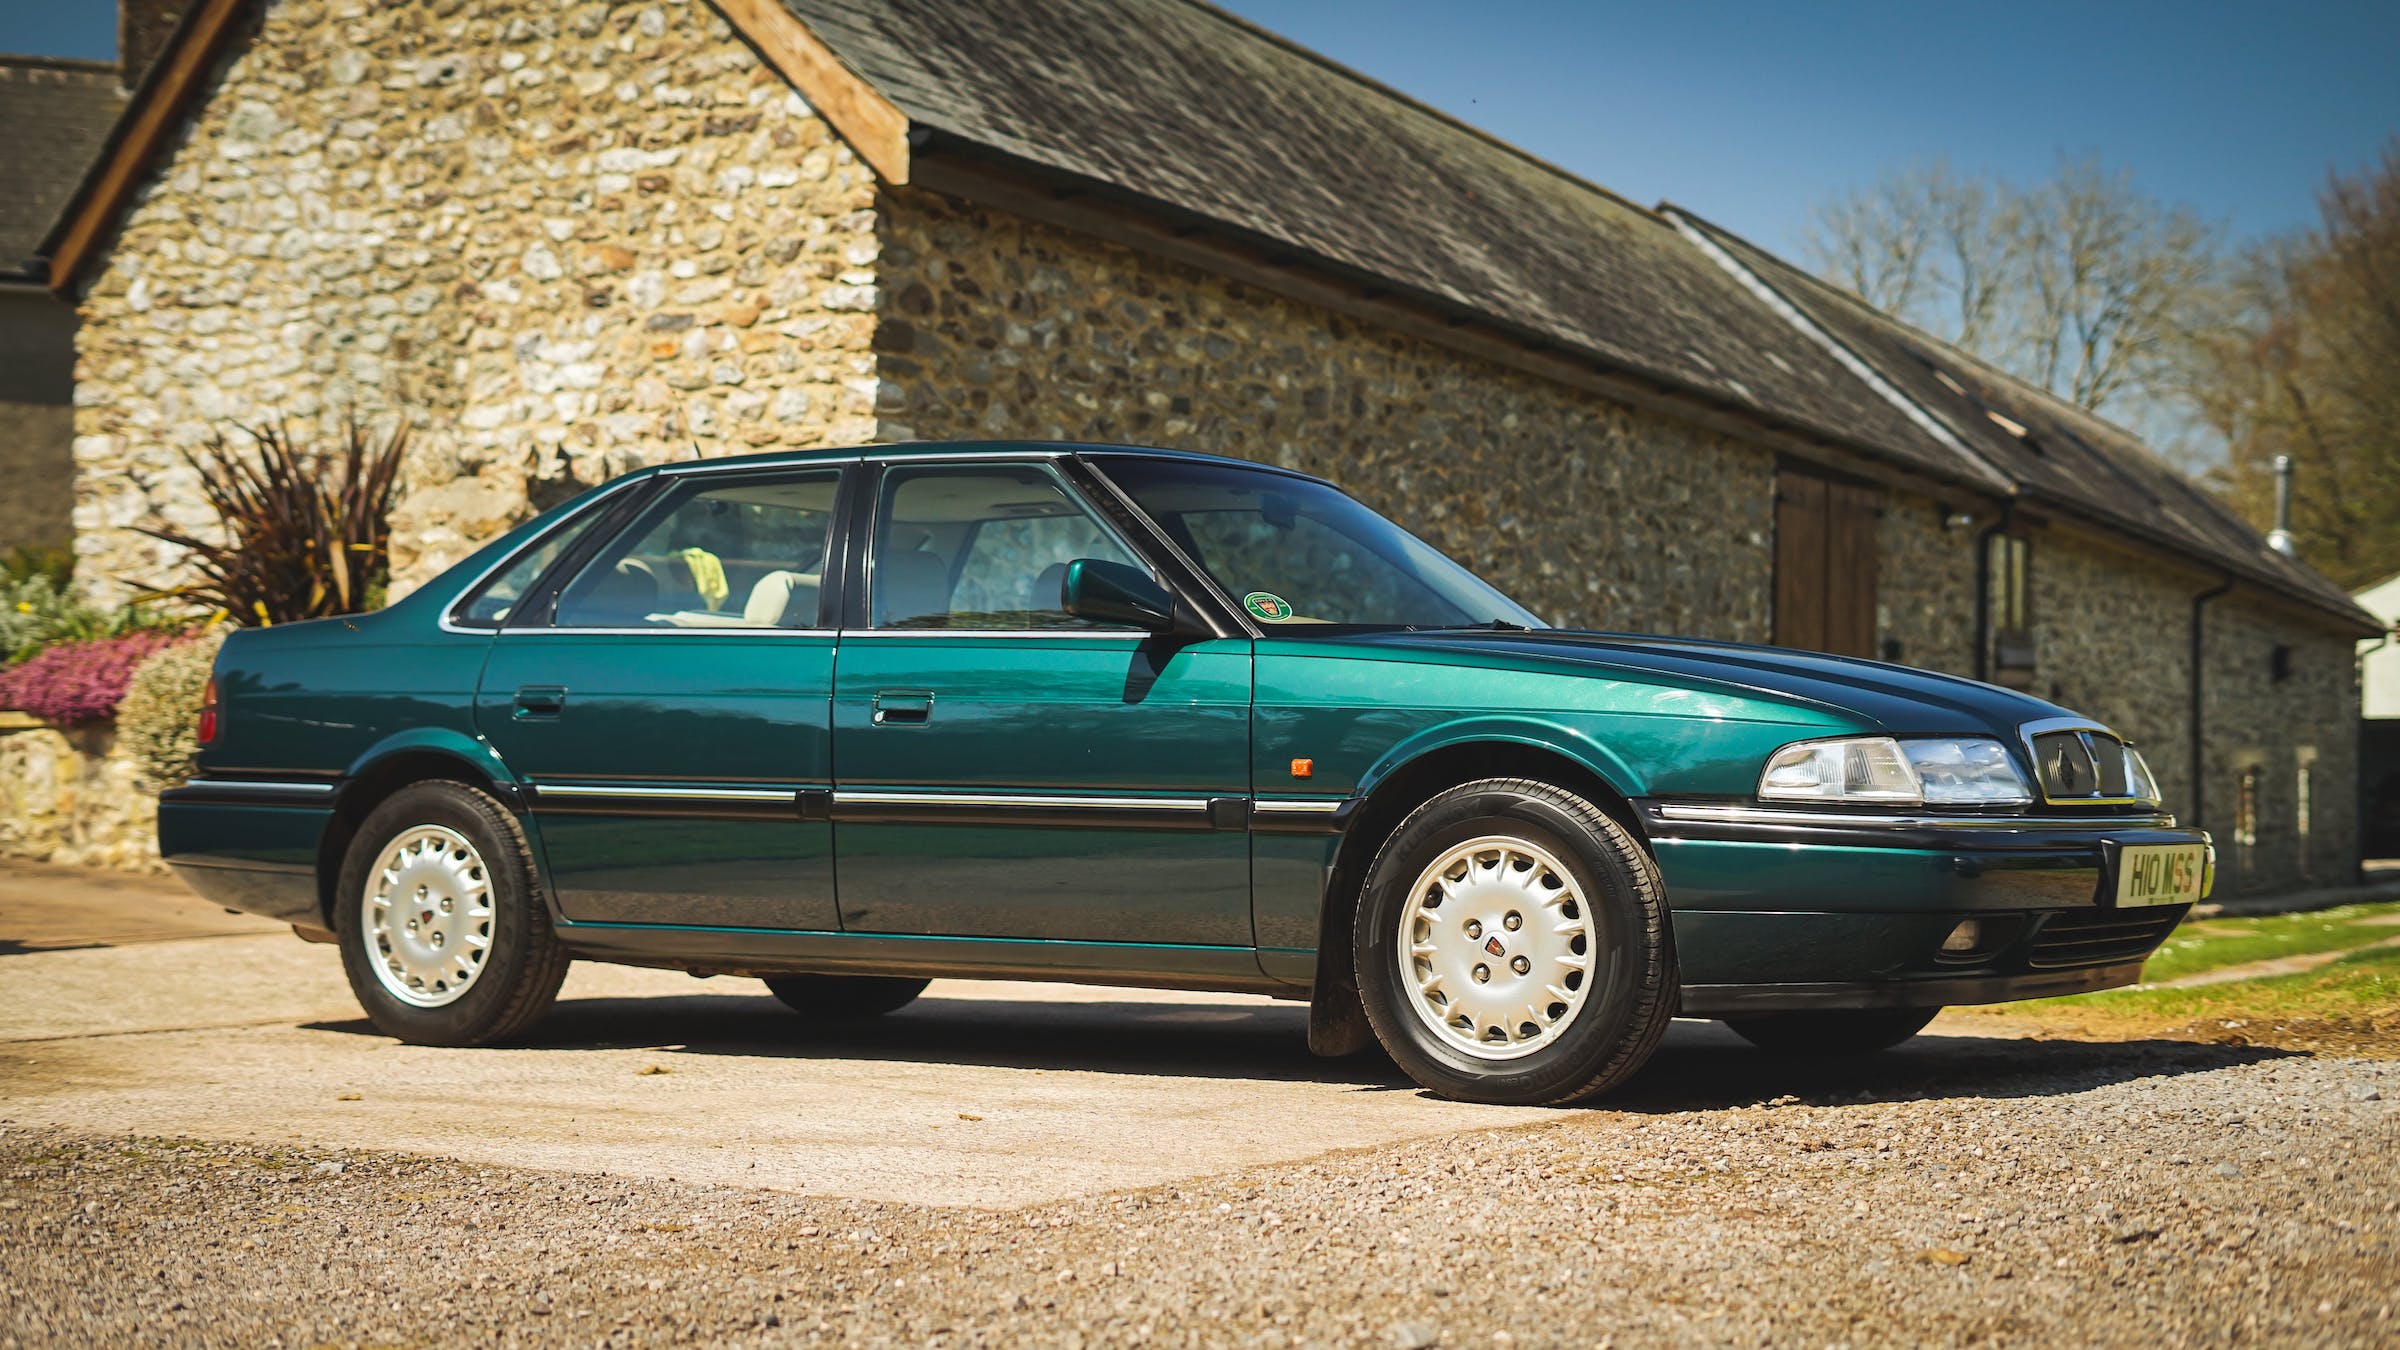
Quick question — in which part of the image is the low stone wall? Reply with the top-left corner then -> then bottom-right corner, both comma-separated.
0,715 -> 163,872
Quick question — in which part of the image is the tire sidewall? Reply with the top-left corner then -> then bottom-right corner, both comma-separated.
1356,782 -> 1664,1104
335,781 -> 551,1046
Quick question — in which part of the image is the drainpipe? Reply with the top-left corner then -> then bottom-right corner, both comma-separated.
2188,574 -> 2235,827
1971,501 -> 2015,684
2266,455 -> 2297,557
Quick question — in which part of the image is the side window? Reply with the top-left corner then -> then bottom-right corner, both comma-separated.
552,469 -> 841,629
452,496 -> 619,628
872,464 -> 1145,630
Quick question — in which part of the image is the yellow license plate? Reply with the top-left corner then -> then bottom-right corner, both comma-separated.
2115,844 -> 2207,907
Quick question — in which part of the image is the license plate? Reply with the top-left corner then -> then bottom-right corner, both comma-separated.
2114,844 -> 2207,907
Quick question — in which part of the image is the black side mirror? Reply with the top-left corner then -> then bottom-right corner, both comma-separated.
1062,558 -> 1173,631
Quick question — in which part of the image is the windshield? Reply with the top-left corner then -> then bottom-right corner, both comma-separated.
1094,457 -> 1545,631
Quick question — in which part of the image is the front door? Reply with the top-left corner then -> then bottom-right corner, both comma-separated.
476,465 -> 847,930
829,459 -> 1253,945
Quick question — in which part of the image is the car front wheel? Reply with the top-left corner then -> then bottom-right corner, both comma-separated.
1722,1007 -> 1939,1054
1354,777 -> 1676,1106
335,780 -> 571,1046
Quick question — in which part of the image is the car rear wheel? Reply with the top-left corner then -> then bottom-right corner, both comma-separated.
1722,1007 -> 1940,1054
335,780 -> 570,1047
762,975 -> 930,1018
1354,778 -> 1676,1106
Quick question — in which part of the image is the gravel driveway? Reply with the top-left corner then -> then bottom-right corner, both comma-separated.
4,862 -> 2397,1346
6,1049 -> 2394,1347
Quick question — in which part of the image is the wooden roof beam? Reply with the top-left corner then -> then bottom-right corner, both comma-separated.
711,0 -> 911,185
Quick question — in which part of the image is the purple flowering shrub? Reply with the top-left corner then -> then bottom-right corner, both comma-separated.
0,630 -> 188,726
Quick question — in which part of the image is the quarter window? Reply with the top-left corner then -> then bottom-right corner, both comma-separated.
551,469 -> 841,629
870,464 -> 1145,630
451,495 -> 621,628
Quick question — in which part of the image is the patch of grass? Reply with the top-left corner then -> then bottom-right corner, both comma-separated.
2073,940 -> 2400,1019
1961,934 -> 2400,1056
2134,901 -> 2400,983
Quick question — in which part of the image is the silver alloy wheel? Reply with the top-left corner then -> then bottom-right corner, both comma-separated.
1398,834 -> 1598,1061
362,824 -> 495,1008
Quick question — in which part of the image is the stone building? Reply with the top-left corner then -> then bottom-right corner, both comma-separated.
28,0 -> 2381,891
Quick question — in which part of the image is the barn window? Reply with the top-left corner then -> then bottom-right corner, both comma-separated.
1989,532 -> 2034,689
2295,746 -> 2317,876
2233,763 -> 2261,876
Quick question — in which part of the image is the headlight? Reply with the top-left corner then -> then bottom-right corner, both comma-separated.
2122,745 -> 2162,806
1759,736 -> 2032,807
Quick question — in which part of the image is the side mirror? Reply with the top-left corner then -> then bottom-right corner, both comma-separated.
1061,558 -> 1174,631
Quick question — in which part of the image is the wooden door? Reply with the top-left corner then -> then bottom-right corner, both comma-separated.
1774,467 -> 1880,657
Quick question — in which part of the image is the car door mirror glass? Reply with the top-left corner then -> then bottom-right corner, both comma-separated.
1062,557 -> 1173,630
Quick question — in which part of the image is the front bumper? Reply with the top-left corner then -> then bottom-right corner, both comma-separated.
1641,799 -> 2207,1014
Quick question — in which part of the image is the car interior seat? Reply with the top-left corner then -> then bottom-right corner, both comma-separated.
741,570 -> 819,627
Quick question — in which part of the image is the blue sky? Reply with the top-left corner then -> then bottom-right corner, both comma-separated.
6,1 -> 2395,256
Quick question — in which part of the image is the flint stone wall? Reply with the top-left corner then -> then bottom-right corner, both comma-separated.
70,0 -> 880,605
0,720 -> 162,871
875,189 -> 1776,639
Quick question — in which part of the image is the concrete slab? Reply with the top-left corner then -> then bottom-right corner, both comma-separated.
0,863 -> 1561,1208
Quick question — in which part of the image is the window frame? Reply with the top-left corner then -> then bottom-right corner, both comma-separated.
534,464 -> 852,635
847,457 -> 1165,638
442,478 -> 652,633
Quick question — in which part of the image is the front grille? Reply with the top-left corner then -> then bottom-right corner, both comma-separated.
2026,906 -> 2187,970
2030,727 -> 2133,801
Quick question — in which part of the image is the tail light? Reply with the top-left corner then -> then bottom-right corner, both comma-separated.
197,676 -> 220,745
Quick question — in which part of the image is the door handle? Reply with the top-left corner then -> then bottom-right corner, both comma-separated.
513,685 -> 568,719
871,691 -> 934,725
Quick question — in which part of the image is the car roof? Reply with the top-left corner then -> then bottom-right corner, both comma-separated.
643,440 -> 1335,486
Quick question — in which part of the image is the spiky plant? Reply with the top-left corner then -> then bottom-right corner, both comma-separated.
137,416 -> 409,625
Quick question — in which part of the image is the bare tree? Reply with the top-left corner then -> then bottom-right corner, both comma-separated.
1802,156 -> 2221,424
2192,140 -> 2400,590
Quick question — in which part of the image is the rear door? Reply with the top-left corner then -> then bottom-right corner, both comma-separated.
476,463 -> 849,930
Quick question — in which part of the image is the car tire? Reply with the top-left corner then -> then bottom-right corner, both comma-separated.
762,975 -> 930,1018
1722,1007 -> 1940,1054
335,780 -> 571,1047
1353,777 -> 1676,1106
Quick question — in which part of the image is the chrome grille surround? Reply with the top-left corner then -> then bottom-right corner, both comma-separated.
2018,717 -> 2147,806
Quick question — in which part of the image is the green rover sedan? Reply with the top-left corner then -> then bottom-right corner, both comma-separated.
160,442 -> 2210,1105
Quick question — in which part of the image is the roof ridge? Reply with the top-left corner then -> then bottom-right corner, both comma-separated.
0,54 -> 120,78
1174,0 -> 1669,228
1662,201 -> 2175,458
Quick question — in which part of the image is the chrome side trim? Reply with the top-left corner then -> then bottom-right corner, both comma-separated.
535,784 -> 797,802
1655,803 -> 2177,831
835,629 -> 1147,641
178,779 -> 337,799
1251,799 -> 1345,815
498,627 -> 838,638
830,789 -> 1213,812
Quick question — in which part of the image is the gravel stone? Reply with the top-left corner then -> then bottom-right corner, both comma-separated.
4,1054 -> 2398,1345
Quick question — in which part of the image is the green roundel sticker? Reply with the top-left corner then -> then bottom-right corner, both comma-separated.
1243,591 -> 1295,622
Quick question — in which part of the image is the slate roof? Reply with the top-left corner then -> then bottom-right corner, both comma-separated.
780,0 -> 1988,490
1668,209 -> 2378,632
0,56 -> 123,278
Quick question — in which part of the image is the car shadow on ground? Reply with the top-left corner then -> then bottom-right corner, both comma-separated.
304,988 -> 2304,1108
